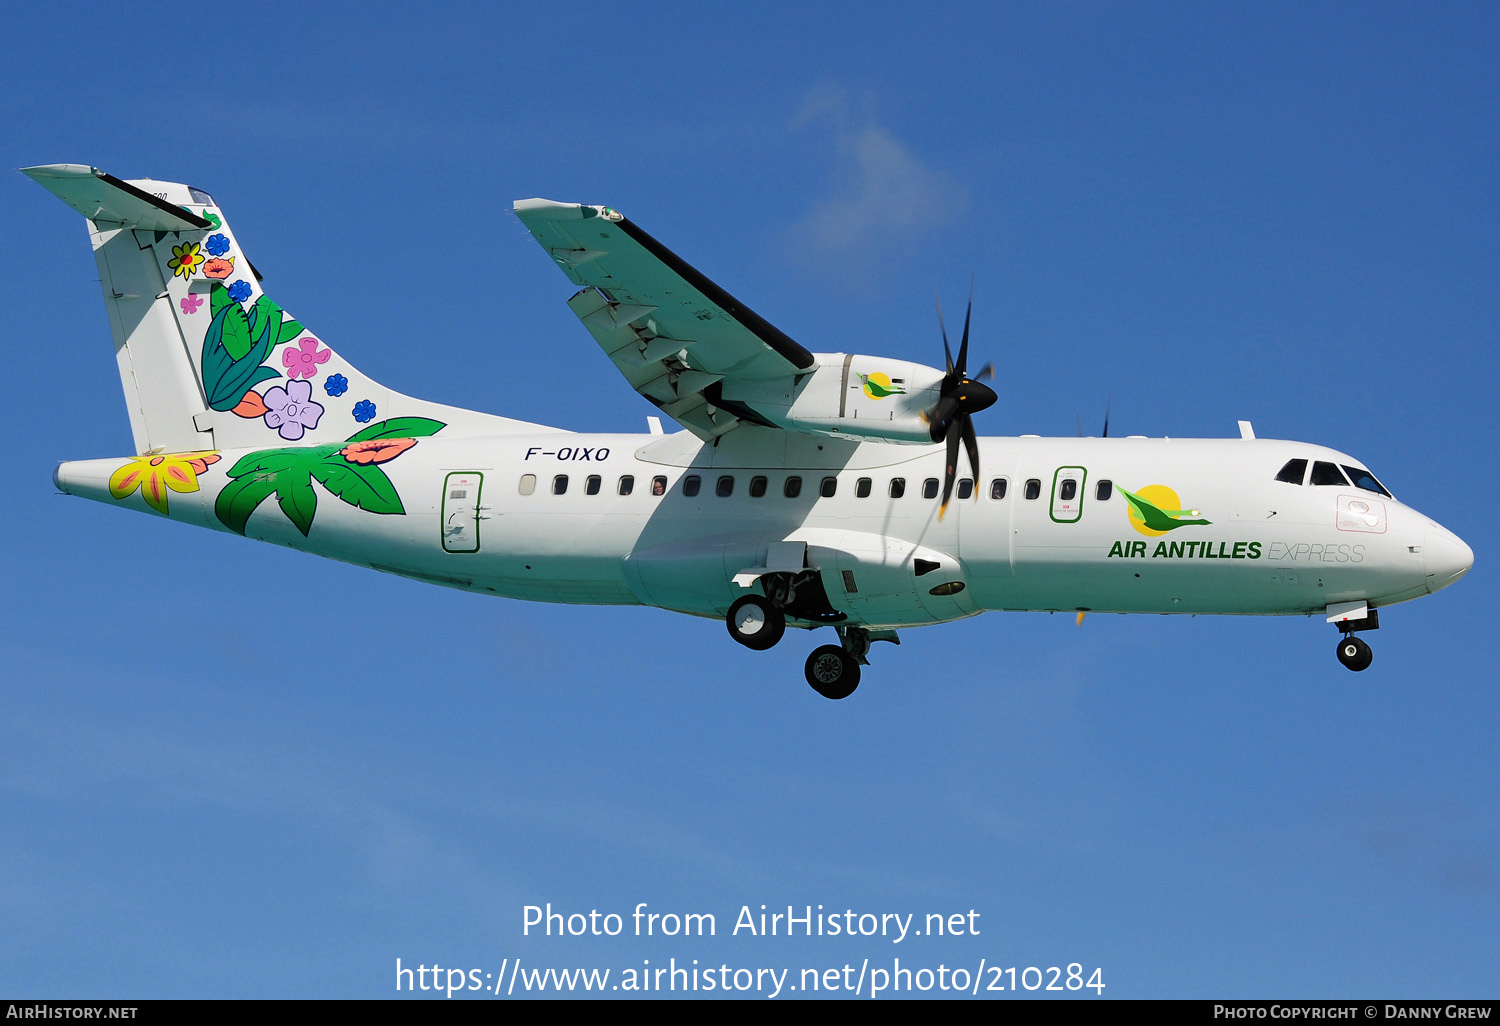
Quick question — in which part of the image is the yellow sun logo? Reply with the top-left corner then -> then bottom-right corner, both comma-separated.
861,372 -> 905,400
1122,484 -> 1208,537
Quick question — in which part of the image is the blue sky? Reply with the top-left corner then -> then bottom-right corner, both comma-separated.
3,0 -> 1495,999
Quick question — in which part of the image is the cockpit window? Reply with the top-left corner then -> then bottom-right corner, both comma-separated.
1341,465 -> 1391,498
1275,458 -> 1307,485
1310,461 -> 1350,486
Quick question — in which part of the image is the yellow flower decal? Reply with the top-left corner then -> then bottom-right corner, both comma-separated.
108,452 -> 220,514
167,241 -> 205,280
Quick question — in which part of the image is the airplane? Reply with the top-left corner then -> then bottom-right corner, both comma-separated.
26,164 -> 1474,699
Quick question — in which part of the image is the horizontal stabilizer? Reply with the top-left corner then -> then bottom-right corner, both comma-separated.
22,164 -> 211,231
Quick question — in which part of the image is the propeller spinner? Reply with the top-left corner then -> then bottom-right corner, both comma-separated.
929,287 -> 997,519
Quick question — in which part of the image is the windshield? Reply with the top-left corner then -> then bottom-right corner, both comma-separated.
1341,464 -> 1391,498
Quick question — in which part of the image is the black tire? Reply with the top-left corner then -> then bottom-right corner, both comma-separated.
804,644 -> 860,699
727,595 -> 785,651
1336,636 -> 1373,672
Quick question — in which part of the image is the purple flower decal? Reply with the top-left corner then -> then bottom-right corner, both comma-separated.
262,379 -> 325,440
179,294 -> 204,315
205,233 -> 231,257
227,280 -> 253,303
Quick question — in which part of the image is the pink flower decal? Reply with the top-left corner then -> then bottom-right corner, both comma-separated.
282,337 -> 332,379
180,294 -> 204,315
340,438 -> 416,465
262,379 -> 324,440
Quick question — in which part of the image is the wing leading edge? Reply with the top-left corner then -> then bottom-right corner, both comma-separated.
514,199 -> 815,438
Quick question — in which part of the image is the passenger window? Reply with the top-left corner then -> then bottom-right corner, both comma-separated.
1310,461 -> 1349,486
989,478 -> 1007,500
784,476 -> 802,498
856,477 -> 872,498
922,478 -> 939,499
889,478 -> 906,499
650,475 -> 667,496
1342,465 -> 1392,497
957,479 -> 973,500
519,474 -> 536,496
683,474 -> 701,497
716,475 -> 734,497
618,475 -> 634,496
1275,458 -> 1308,485
749,476 -> 767,498
552,475 -> 568,495
1060,479 -> 1077,501
1096,479 -> 1112,501
586,475 -> 601,495
1025,479 -> 1041,500
820,477 -> 837,498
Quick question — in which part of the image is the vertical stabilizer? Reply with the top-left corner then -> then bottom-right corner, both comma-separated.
26,164 -> 554,455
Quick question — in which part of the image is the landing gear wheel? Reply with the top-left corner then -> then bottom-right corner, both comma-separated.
805,644 -> 861,699
727,595 -> 785,651
1336,635 -> 1373,672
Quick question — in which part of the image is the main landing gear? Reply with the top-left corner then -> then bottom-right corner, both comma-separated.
1333,607 -> 1379,672
724,575 -> 885,700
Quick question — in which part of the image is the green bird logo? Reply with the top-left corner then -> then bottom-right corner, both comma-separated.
860,372 -> 906,400
1118,484 -> 1212,537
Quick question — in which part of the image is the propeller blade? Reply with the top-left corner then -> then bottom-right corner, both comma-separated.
935,294 -> 954,375
974,362 -> 994,381
938,422 -> 961,519
1102,392 -> 1111,439
1076,412 -> 1084,438
1076,611 -> 1087,626
961,414 -> 980,495
955,279 -> 974,376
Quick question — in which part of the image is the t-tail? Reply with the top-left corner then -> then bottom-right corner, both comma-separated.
26,164 -> 549,456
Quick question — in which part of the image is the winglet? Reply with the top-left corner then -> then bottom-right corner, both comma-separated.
23,164 -> 211,231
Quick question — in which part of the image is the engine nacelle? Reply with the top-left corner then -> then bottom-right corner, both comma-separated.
719,354 -> 947,443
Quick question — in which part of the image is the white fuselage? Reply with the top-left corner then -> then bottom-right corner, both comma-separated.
55,426 -> 1471,633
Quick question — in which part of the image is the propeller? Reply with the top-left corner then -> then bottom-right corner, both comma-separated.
928,282 -> 997,520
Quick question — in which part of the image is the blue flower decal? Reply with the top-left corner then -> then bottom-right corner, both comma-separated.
205,233 -> 231,256
352,399 -> 377,423
227,279 -> 252,303
324,373 -> 349,397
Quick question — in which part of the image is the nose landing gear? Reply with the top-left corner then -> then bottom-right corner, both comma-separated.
1336,635 -> 1373,672
1330,604 -> 1379,672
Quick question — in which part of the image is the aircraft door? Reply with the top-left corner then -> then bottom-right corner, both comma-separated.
442,472 -> 486,553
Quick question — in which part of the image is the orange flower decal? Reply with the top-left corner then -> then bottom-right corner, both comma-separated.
108,451 -> 220,514
167,242 -> 205,280
339,438 -> 416,465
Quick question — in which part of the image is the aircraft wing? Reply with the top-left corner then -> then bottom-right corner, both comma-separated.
514,200 -> 816,438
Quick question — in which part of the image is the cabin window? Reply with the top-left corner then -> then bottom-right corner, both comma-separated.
716,475 -> 734,497
1342,465 -> 1392,497
989,478 -> 1008,500
820,476 -> 838,498
784,476 -> 802,498
750,475 -> 767,497
552,475 -> 569,495
519,474 -> 536,496
922,478 -> 940,499
617,475 -> 634,496
889,478 -> 906,499
683,474 -> 701,497
1096,479 -> 1113,501
1060,479 -> 1077,501
856,477 -> 872,498
1025,479 -> 1041,500
586,475 -> 602,495
1310,461 -> 1349,487
651,475 -> 667,496
1275,458 -> 1307,485
957,478 -> 973,500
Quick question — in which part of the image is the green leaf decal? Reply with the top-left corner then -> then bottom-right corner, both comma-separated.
202,284 -> 286,410
312,462 -> 405,515
221,299 -> 253,361
345,417 -> 448,443
277,477 -> 319,537
214,474 -> 278,536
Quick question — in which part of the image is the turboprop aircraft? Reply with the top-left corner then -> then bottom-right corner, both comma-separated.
27,164 -> 1473,699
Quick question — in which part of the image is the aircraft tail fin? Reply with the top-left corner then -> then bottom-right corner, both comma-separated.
26,164 -> 553,454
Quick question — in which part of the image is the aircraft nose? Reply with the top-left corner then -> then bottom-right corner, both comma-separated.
1424,522 -> 1474,593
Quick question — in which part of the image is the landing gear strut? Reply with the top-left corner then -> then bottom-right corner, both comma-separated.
1333,607 -> 1378,672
